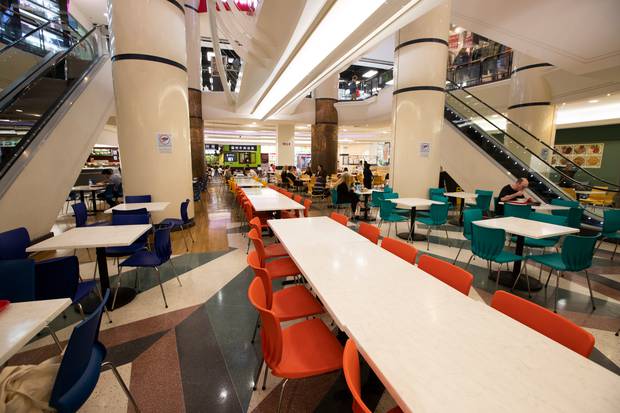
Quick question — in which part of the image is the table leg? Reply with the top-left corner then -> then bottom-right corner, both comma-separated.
80,247 -> 137,312
459,200 -> 465,226
489,235 -> 543,292
356,194 -> 373,222
91,190 -> 98,214
397,207 -> 426,241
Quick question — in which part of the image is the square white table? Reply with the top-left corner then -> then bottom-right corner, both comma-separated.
0,298 -> 71,365
388,197 -> 444,241
267,217 -> 620,413
354,189 -> 376,221
473,216 -> 579,291
444,192 -> 478,225
243,187 -> 304,214
72,185 -> 105,214
104,202 -> 170,214
27,225 -> 152,311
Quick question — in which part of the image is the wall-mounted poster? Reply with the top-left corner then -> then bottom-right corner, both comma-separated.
551,143 -> 604,169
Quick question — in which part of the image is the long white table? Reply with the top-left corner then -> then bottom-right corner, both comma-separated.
388,197 -> 444,241
27,225 -> 151,311
243,187 -> 304,213
0,298 -> 71,365
268,217 -> 620,413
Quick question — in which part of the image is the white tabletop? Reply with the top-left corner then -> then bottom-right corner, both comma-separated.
72,185 -> 104,191
268,217 -> 620,412
354,189 -> 374,196
0,299 -> 71,365
388,197 -> 444,209
104,202 -> 170,214
444,192 -> 478,199
269,217 -> 369,249
473,216 -> 579,239
244,187 -> 304,212
532,204 -> 571,212
236,181 -> 263,188
26,225 -> 152,251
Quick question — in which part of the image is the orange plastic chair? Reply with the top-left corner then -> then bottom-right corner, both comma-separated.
343,339 -> 403,413
381,237 -> 418,264
418,254 -> 473,296
249,217 -> 288,259
293,195 -> 302,203
358,222 -> 380,244
491,291 -> 595,357
330,212 -> 349,226
248,291 -> 343,410
282,190 -> 294,199
303,199 -> 312,218
248,229 -> 300,279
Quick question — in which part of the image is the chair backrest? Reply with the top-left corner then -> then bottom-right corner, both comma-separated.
330,212 -> 348,226
381,237 -> 417,264
382,192 -> 398,200
471,224 -> 505,260
49,291 -> 109,412
429,203 -> 450,225
529,212 -> 567,227
180,199 -> 190,223
249,217 -> 263,239
72,202 -> 88,227
379,199 -> 396,220
551,198 -> 580,208
358,222 -> 380,244
303,199 -> 312,217
463,208 -> 483,239
383,185 -> 392,193
371,190 -> 384,206
474,189 -> 493,212
602,209 -> 620,234
429,187 -> 448,203
564,207 -> 583,229
343,339 -> 372,413
491,291 -> 594,357
34,256 -> 79,301
248,229 -> 267,265
247,289 -> 283,369
293,195 -> 302,203
0,259 -> 36,302
154,225 -> 173,262
418,255 -> 473,295
504,203 -> 531,219
0,227 -> 30,260
112,208 -> 149,217
561,235 -> 597,272
112,210 -> 149,225
125,195 -> 151,203
247,253 -> 274,309
330,188 -> 339,205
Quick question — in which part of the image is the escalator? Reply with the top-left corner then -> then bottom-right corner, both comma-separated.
441,80 -> 619,227
0,21 -> 113,238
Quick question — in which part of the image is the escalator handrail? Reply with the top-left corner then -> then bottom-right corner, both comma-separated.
0,26 -> 106,183
0,20 -> 52,55
445,79 -> 620,190
445,90 -> 619,194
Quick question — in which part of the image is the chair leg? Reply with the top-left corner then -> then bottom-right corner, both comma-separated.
94,284 -> 113,323
544,268 -> 553,289
44,325 -> 63,353
612,242 -> 618,260
253,359 -> 264,391
554,271 -> 560,313
453,242 -> 463,265
154,267 -> 169,308
594,238 -> 604,255
495,266 -> 501,291
181,227 -> 190,252
77,303 -> 86,319
584,270 -> 596,311
111,266 -> 123,310
426,227 -> 431,250
261,362 -> 269,390
387,222 -> 391,237
251,314 -> 260,343
247,236 -> 251,254
464,255 -> 474,271
102,361 -> 141,413
277,378 -> 289,413
169,260 -> 182,286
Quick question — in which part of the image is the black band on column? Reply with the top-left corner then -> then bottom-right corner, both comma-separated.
316,121 -> 338,125
315,98 -> 338,102
189,87 -> 202,93
166,0 -> 185,14
112,54 -> 188,72
395,38 -> 448,52
512,63 -> 553,74
507,101 -> 551,110
393,86 -> 445,95
184,3 -> 199,12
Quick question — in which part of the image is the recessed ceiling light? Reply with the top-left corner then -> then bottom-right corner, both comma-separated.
362,70 -> 378,79
588,100 -> 599,104
561,102 -> 566,106
606,93 -> 612,97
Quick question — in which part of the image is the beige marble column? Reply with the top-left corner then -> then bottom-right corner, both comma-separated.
311,74 -> 339,175
185,0 -> 205,179
276,124 -> 295,166
390,1 -> 451,197
109,0 -> 194,220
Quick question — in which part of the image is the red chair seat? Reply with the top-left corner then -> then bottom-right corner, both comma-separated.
280,210 -> 299,219
272,286 -> 323,321
272,318 -> 343,379
266,257 -> 300,279
264,243 -> 288,259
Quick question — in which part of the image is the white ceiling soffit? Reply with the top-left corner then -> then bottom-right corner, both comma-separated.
71,0 -> 108,25
252,0 -> 444,120
452,0 -> 620,77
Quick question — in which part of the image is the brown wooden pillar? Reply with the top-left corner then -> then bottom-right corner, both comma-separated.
188,89 -> 205,179
311,97 -> 338,175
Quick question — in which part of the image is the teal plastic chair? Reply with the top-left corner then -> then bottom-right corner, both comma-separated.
596,209 -> 620,260
467,189 -> 493,216
453,209 -> 483,264
429,188 -> 448,203
330,188 -> 348,211
382,192 -> 409,216
554,207 -> 583,229
415,203 -> 450,250
551,198 -> 580,208
368,191 -> 384,219
504,203 -> 532,219
524,235 -> 597,312
383,186 -> 393,193
378,200 -> 408,237
524,213 -> 567,250
468,224 -> 525,293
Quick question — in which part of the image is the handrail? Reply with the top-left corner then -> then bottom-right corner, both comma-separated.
0,20 -> 52,55
447,50 -> 512,71
445,90 -> 619,193
445,79 -> 620,191
0,2 -> 82,43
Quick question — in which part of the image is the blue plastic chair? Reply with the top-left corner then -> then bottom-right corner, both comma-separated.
525,235 -> 597,312
71,202 -> 109,228
378,200 -> 408,238
125,195 -> 151,203
0,227 -> 30,260
0,259 -> 36,302
118,225 -> 181,309
416,203 -> 451,250
596,209 -> 620,260
469,224 -> 525,293
35,255 -> 112,323
160,199 -> 194,252
453,209 -> 483,264
48,291 -> 139,413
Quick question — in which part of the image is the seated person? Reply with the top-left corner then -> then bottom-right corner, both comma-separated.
497,177 -> 529,215
97,169 -> 122,207
333,168 -> 359,216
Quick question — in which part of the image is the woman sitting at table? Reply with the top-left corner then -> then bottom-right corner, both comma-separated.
334,168 -> 359,216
